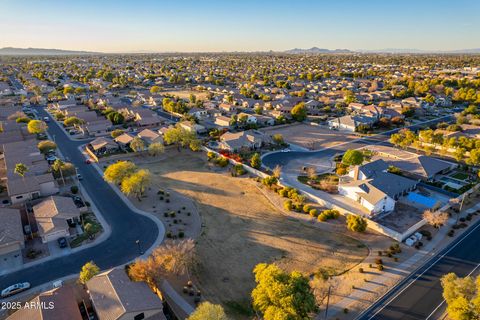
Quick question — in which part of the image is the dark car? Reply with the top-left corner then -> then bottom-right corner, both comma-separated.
57,237 -> 68,248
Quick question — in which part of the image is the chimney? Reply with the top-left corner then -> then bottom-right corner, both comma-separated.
353,166 -> 360,181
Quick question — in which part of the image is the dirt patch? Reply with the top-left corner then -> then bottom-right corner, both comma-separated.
162,90 -> 209,101
138,150 -> 368,316
261,123 -> 358,150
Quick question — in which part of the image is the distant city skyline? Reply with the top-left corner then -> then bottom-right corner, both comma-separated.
1,0 -> 479,53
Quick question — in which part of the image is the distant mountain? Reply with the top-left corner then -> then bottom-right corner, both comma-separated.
284,47 -> 353,54
0,47 -> 100,55
359,48 -> 480,54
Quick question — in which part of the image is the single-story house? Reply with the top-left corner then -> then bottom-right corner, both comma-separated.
7,286 -> 82,320
137,128 -> 163,145
328,115 -> 376,132
219,130 -> 272,152
87,267 -> 166,320
89,137 -> 118,155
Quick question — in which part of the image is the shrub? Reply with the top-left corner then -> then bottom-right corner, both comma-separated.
375,258 -> 383,265
283,200 -> 293,211
303,204 -> 312,213
262,176 -> 278,187
178,231 -> 185,238
278,188 -> 288,197
207,151 -> 216,160
359,267 -> 364,273
346,214 -> 367,232
216,157 -> 229,167
377,264 -> 384,271
71,185 -> 79,194
318,209 -> 340,222
309,209 -> 318,217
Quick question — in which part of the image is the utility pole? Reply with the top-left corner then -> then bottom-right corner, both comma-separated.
324,285 -> 332,320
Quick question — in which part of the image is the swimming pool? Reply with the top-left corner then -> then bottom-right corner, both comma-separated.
406,192 -> 438,208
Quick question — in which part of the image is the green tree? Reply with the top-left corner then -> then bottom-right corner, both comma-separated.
187,302 -> 227,320
111,129 -> 124,139
79,261 -> 100,285
441,273 -> 480,320
164,125 -> 198,151
130,137 -> 146,153
150,85 -> 161,94
342,149 -> 364,166
250,153 -> 261,169
104,161 -> 137,184
251,263 -> 316,320
121,169 -> 151,200
37,140 -> 57,154
346,214 -> 367,232
291,102 -> 307,122
27,120 -> 47,134
64,116 -> 84,127
148,142 -> 165,156
272,134 -> 284,145
14,163 -> 28,178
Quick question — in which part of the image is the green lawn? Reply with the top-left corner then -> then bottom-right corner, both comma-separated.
451,172 -> 469,180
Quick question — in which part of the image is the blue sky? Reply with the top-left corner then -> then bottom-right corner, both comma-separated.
0,0 -> 479,52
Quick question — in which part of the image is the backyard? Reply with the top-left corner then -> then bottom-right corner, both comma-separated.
137,150 -> 368,317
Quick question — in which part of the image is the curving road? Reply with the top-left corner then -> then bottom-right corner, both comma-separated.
0,106 -> 161,291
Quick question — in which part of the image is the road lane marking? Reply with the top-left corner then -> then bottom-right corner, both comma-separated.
362,219 -> 480,320
425,260 -> 480,320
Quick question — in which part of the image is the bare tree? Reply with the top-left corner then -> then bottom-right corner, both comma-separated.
423,210 -> 449,228
306,167 -> 317,181
272,165 -> 282,178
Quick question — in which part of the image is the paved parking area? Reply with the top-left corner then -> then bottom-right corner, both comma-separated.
261,123 -> 358,150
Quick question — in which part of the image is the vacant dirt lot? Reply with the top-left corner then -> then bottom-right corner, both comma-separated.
162,90 -> 209,101
138,151 -> 368,315
262,123 -> 358,150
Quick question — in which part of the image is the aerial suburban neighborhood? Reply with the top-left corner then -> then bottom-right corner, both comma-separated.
0,1 -> 480,320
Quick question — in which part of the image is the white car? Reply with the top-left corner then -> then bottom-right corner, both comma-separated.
281,148 -> 291,153
1,282 -> 30,298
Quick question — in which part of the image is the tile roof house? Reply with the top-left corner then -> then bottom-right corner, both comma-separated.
89,137 -> 118,155
214,115 -> 232,128
114,133 -> 135,148
87,267 -> 166,320
327,115 -> 376,132
33,196 -> 81,243
137,129 -> 163,145
338,159 -> 418,215
7,286 -> 82,320
0,208 -> 24,271
219,130 -> 271,152
3,140 -> 58,204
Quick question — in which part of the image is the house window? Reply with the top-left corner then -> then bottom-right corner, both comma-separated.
15,195 -> 23,199
134,313 -> 145,320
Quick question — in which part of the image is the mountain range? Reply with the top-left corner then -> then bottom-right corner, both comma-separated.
0,47 -> 99,55
1,46 -> 480,56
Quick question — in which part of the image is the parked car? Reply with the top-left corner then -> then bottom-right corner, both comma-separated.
1,282 -> 30,298
23,225 -> 31,235
43,116 -> 50,123
76,174 -> 83,180
57,237 -> 68,248
85,159 -> 92,164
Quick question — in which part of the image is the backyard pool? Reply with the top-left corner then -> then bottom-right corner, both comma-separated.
406,192 -> 438,209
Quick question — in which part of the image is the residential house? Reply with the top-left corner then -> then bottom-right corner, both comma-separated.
33,196 -> 81,243
179,121 -> 207,134
89,137 -> 118,155
219,130 -> 271,152
214,115 -> 232,128
338,159 -> 418,215
114,133 -> 135,149
87,267 -> 166,320
7,286 -> 82,320
187,107 -> 208,120
0,208 -> 24,270
327,115 -> 376,132
137,128 -> 163,145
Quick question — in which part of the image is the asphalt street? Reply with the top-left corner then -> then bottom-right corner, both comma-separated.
357,218 -> 480,320
0,106 -> 161,292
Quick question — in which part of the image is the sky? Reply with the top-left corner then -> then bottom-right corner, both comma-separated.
0,0 -> 479,53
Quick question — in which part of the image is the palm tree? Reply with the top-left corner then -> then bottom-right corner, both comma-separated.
14,163 -> 28,180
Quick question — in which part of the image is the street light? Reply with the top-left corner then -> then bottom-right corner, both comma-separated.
135,240 -> 143,255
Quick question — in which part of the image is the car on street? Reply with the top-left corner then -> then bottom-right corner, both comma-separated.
77,174 -> 83,180
85,159 -> 92,164
43,116 -> 50,123
57,237 -> 68,248
1,282 -> 30,298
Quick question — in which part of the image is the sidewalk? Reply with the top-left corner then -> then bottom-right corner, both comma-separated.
325,203 -> 480,319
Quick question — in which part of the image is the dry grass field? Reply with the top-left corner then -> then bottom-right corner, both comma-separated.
138,150 -> 368,316
162,90 -> 209,101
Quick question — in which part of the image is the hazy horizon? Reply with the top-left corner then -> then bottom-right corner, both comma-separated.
1,0 -> 479,53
